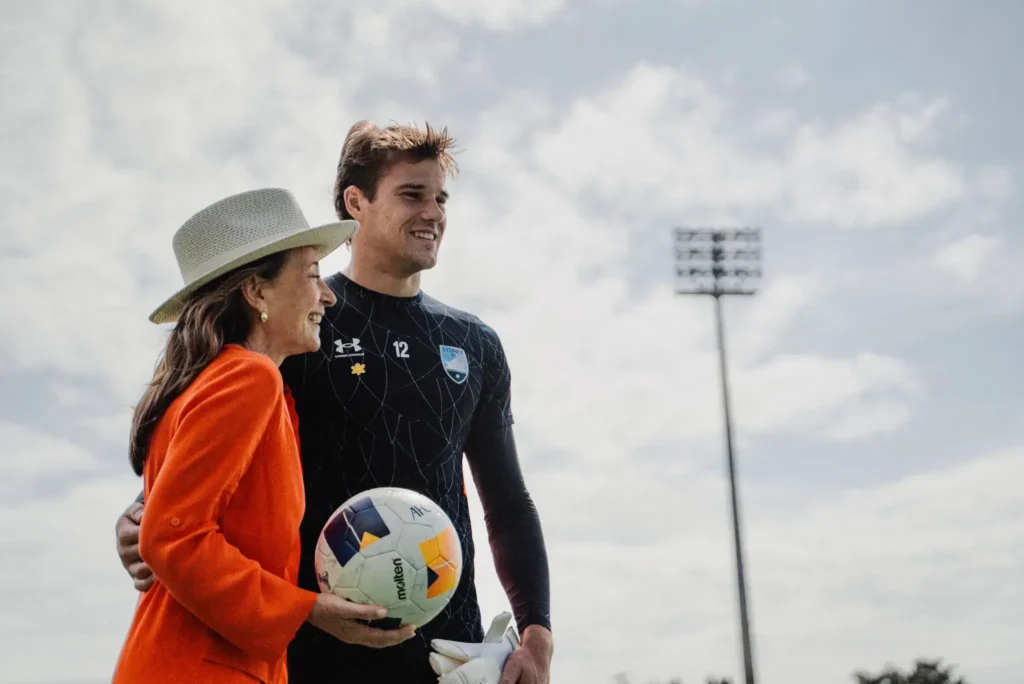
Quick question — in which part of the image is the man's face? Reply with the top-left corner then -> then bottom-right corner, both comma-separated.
347,159 -> 449,276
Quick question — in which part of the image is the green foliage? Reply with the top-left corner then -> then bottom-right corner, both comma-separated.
614,658 -> 968,684
854,658 -> 969,684
611,675 -> 729,684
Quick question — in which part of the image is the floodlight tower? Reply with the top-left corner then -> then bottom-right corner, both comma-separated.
674,227 -> 762,684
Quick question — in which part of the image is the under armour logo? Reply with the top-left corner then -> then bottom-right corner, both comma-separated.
334,338 -> 364,358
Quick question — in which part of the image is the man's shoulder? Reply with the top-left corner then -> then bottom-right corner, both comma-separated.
420,291 -> 479,323
419,293 -> 510,378
419,292 -> 500,339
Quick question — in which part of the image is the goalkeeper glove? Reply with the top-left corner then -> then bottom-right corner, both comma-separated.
428,611 -> 520,684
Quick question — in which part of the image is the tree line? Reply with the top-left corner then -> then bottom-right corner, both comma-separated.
615,658 -> 970,684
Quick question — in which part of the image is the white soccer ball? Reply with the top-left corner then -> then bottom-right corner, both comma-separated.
314,487 -> 464,628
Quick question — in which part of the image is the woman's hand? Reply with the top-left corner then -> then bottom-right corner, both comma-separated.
306,593 -> 417,648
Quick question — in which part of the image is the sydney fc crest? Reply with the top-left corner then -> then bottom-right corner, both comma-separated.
439,345 -> 469,384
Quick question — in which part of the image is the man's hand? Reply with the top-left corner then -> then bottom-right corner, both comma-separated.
116,501 -> 155,592
498,624 -> 552,684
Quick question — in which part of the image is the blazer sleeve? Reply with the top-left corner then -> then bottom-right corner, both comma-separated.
139,353 -> 319,662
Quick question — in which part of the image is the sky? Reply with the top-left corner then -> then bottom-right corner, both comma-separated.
1,1 -> 1022,683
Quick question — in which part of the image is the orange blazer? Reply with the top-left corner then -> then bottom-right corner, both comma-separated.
113,344 -> 319,684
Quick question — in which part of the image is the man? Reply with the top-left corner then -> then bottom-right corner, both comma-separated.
114,121 -> 553,683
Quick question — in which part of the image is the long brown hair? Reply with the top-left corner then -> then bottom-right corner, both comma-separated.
129,251 -> 289,476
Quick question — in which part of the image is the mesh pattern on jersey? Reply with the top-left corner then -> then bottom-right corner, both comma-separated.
284,274 -> 513,680
318,283 -> 487,642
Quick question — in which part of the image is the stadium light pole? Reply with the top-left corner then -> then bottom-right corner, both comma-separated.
673,227 -> 762,684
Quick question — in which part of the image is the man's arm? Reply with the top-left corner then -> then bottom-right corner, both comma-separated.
463,323 -> 552,682
464,424 -> 553,683
463,424 -> 551,635
116,494 -> 154,592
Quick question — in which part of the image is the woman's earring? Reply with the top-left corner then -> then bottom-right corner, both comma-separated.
260,311 -> 268,323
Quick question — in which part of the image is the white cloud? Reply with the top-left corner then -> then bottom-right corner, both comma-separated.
0,0 -> 578,404
425,0 -> 565,29
784,97 -> 966,227
0,474 -> 144,683
777,64 -> 809,90
0,421 -> 98,483
972,166 -> 1014,202
5,442 -> 1019,683
824,401 -> 912,442
0,0 -> 452,403
733,274 -> 817,362
745,446 -> 1024,684
433,270 -> 917,463
934,234 -> 1001,283
733,352 -> 917,438
465,445 -> 1024,684
751,107 -> 800,137
289,0 -> 565,95
421,79 -> 928,455
357,0 -> 565,33
528,63 -> 989,228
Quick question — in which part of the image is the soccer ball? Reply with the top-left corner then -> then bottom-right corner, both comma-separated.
314,487 -> 463,628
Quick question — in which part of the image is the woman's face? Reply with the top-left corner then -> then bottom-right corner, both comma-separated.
258,246 -> 336,356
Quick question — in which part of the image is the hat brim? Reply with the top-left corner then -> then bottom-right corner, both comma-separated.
149,219 -> 358,325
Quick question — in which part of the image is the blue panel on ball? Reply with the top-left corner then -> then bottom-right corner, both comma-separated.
323,514 -> 361,566
350,496 -> 377,514
323,497 -> 392,566
365,616 -> 404,630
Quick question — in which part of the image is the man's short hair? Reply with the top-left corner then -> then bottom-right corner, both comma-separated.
333,120 -> 459,220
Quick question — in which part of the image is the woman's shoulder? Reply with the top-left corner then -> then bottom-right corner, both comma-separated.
195,345 -> 284,396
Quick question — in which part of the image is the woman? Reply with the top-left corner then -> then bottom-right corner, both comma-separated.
112,188 -> 415,683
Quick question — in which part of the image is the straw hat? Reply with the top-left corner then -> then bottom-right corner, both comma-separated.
149,188 -> 358,324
